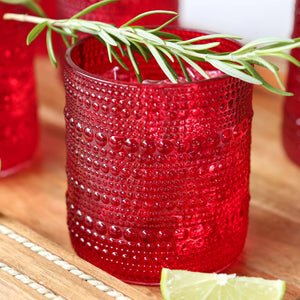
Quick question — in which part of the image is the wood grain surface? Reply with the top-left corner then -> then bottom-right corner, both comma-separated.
0,57 -> 299,299
0,216 -> 152,300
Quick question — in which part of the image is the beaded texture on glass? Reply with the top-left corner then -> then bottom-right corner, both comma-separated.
0,3 -> 38,175
64,29 -> 253,284
283,0 -> 300,166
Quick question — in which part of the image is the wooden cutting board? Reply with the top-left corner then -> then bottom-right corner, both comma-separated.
0,215 -> 152,300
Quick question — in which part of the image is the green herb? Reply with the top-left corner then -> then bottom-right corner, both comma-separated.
1,0 -> 46,17
3,0 -> 300,95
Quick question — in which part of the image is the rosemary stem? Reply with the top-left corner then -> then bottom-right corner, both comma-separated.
4,13 -> 148,43
3,7 -> 300,95
4,13 -> 47,24
120,30 -> 142,40
3,13 -> 86,32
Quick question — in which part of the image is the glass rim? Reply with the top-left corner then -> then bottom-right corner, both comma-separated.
64,28 -> 241,88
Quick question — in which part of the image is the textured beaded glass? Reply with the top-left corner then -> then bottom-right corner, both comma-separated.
0,4 -> 38,176
283,0 -> 300,166
64,29 -> 253,284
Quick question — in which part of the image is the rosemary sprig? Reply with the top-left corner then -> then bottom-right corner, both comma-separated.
3,0 -> 300,95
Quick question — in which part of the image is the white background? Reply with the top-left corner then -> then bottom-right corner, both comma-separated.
179,0 -> 295,42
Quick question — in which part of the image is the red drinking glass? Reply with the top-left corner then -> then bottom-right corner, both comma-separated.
63,29 -> 253,284
0,4 -> 38,176
282,0 -> 300,166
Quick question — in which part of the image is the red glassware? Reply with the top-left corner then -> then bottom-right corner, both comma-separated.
64,29 -> 253,284
42,0 -> 57,17
0,4 -> 38,176
282,0 -> 300,166
57,0 -> 179,27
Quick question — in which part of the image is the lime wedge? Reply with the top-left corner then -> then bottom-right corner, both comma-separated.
160,268 -> 286,300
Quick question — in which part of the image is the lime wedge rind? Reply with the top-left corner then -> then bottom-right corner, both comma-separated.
160,268 -> 286,300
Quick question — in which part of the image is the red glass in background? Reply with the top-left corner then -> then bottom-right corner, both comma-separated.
282,0 -> 300,166
0,4 -> 38,176
64,29 -> 253,284
41,0 -> 57,18
57,0 -> 179,27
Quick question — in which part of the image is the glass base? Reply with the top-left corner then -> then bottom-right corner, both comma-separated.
70,234 -> 247,285
121,258 -> 241,286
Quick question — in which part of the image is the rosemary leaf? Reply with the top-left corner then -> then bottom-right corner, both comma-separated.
220,60 -> 246,70
48,24 -> 78,37
233,37 -> 295,54
157,45 -> 175,62
180,55 -> 210,79
147,44 -> 178,83
255,40 -> 300,54
79,20 -> 101,32
98,29 -> 118,46
121,10 -> 177,28
247,56 -> 285,90
117,42 -> 126,56
61,33 -> 71,48
24,1 -> 46,17
266,52 -> 300,67
165,41 -> 185,52
1,0 -> 46,16
241,61 -> 293,96
26,21 -> 47,45
131,40 -> 151,62
126,44 -> 142,82
206,59 -> 262,85
71,34 -> 78,44
46,27 -> 57,68
183,42 -> 220,51
110,47 -> 129,70
70,0 -> 120,19
135,28 -> 165,45
159,51 -> 179,79
148,15 -> 179,33
154,31 -> 182,40
1,0 -> 31,3
177,34 -> 242,45
258,41 -> 296,51
175,55 -> 192,82
107,43 -> 113,63
105,27 -> 131,45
